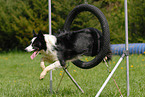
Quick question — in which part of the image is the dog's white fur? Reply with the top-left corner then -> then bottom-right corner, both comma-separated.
25,34 -> 62,79
25,37 -> 36,52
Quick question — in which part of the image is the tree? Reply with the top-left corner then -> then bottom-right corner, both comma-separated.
129,0 -> 145,43
0,0 -> 144,51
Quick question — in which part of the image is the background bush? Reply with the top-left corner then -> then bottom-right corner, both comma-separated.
0,0 -> 144,51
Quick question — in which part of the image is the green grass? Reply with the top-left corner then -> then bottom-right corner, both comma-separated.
0,52 -> 145,97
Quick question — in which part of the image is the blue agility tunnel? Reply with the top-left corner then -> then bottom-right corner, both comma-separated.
111,43 -> 145,55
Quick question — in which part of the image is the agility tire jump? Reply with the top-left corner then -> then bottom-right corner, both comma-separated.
63,4 -> 110,69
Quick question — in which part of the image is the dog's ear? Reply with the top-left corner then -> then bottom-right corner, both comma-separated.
33,29 -> 37,37
37,30 -> 44,39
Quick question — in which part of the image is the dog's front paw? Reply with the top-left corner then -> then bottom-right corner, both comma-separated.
40,71 -> 47,80
41,67 -> 45,71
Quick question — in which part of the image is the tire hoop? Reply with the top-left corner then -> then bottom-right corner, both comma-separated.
63,4 -> 110,69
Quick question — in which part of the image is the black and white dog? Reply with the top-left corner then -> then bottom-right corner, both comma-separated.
25,28 -> 110,79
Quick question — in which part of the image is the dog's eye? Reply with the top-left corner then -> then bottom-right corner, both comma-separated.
32,42 -> 41,50
32,43 -> 37,48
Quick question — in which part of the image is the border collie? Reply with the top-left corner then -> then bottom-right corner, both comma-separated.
25,28 -> 108,80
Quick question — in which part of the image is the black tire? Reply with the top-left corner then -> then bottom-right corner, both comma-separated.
63,4 -> 110,69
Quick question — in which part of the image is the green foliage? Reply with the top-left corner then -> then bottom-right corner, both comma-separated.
0,0 -> 49,50
102,0 -> 125,44
11,0 -> 49,49
0,0 -> 144,51
0,0 -> 21,50
129,0 -> 145,43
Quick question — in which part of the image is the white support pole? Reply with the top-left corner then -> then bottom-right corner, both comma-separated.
48,0 -> 52,35
63,68 -> 84,93
95,54 -> 125,97
95,1 -> 130,96
124,0 -> 129,96
48,0 -> 52,93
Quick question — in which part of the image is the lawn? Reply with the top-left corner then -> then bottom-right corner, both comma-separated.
0,52 -> 145,97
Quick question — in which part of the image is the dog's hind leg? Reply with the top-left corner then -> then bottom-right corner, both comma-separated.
40,61 -> 62,80
40,58 -> 45,70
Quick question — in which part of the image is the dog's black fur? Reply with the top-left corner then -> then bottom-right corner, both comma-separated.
30,28 -> 111,67
56,28 -> 103,66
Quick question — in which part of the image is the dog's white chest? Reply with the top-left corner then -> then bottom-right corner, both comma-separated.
41,35 -> 58,63
41,50 -> 58,63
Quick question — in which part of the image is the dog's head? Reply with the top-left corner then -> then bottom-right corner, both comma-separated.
25,30 -> 46,59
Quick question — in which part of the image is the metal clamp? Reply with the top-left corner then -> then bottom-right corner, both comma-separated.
123,50 -> 129,56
